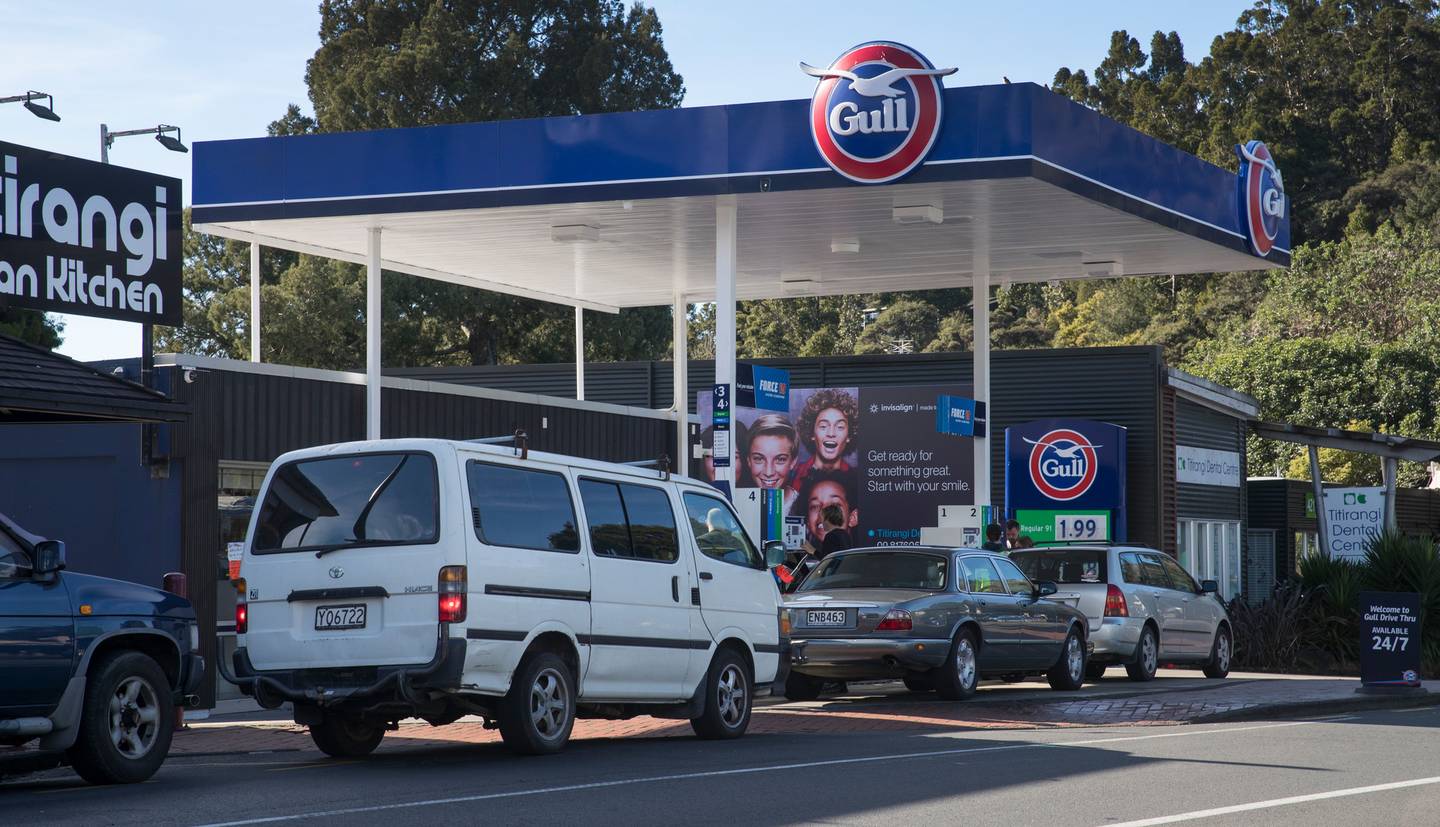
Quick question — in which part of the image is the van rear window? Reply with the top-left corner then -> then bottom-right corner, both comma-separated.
1010,549 -> 1107,584
252,452 -> 439,553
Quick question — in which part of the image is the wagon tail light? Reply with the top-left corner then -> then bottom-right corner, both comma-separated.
438,565 -> 467,624
1104,584 -> 1128,618
875,608 -> 912,631
233,577 -> 248,634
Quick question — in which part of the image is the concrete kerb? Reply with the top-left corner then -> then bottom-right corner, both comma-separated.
1190,688 -> 1440,724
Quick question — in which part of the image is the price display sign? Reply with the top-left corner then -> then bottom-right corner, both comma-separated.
1014,509 -> 1111,544
1359,591 -> 1422,687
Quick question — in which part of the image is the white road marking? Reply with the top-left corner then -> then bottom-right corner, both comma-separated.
1099,775 -> 1440,826
192,721 -> 1315,827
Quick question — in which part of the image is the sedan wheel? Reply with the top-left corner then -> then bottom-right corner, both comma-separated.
934,629 -> 978,701
1047,628 -> 1086,691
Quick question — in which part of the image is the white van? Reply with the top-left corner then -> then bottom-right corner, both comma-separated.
221,438 -> 788,757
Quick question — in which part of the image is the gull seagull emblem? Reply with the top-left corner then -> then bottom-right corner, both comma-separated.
1022,436 -> 1101,458
799,62 -> 957,98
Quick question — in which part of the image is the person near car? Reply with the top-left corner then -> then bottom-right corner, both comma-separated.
1005,518 -> 1022,549
790,468 -> 861,552
981,523 -> 1007,553
1016,535 -> 1036,549
817,503 -> 853,559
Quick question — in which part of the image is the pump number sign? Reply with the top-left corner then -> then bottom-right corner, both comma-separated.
1016,509 -> 1111,544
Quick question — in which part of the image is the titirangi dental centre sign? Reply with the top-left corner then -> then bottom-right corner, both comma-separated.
0,140 -> 181,325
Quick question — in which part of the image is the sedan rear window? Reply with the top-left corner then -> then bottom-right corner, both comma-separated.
798,552 -> 947,592
1011,549 -> 1107,584
253,452 -> 439,553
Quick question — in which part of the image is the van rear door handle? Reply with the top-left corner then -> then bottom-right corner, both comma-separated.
671,576 -> 679,602
699,571 -> 714,581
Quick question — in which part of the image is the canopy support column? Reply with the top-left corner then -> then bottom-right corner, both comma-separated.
973,213 -> 992,514
714,195 -> 738,492
249,242 -> 261,363
366,227 -> 382,440
1309,445 -> 1329,557
575,306 -> 585,401
672,293 -> 689,476
1382,456 -> 1399,533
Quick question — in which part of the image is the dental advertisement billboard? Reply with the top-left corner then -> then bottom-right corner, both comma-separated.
697,383 -> 974,553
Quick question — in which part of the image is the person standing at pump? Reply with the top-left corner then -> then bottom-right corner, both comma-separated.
981,523 -> 1007,553
817,504 -> 853,559
1005,519 -> 1022,550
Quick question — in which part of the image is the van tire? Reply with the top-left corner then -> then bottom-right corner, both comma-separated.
309,713 -> 384,758
498,651 -> 575,756
68,651 -> 175,785
690,648 -> 753,740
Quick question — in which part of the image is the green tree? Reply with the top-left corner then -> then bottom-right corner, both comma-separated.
855,299 -> 941,354
0,308 -> 63,349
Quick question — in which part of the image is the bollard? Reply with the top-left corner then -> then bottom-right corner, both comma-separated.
161,572 -> 190,729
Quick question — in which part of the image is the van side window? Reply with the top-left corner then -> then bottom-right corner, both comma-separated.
253,452 -> 439,553
682,493 -> 762,569
467,461 -> 580,553
578,480 -> 679,563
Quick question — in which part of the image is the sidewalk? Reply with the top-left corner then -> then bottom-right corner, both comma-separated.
169,671 -> 1438,756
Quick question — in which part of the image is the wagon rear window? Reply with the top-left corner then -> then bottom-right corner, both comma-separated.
1010,549 -> 1107,584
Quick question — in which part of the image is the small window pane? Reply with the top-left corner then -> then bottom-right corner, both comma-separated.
1119,552 -> 1145,584
1160,555 -> 1198,593
683,493 -> 761,568
961,557 -> 1006,594
620,485 -> 679,563
1139,554 -> 1172,589
579,480 -> 631,558
993,558 -> 1033,595
468,462 -> 579,553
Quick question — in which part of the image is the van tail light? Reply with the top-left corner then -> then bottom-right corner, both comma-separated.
778,607 -> 792,639
1104,584 -> 1128,618
234,577 -> 248,634
438,565 -> 467,624
875,609 -> 912,632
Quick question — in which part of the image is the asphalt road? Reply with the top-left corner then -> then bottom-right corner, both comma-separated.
5,706 -> 1438,826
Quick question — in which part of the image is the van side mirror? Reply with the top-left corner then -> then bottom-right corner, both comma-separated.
1199,579 -> 1219,595
1034,580 -> 1058,598
763,541 -> 786,569
34,540 -> 66,577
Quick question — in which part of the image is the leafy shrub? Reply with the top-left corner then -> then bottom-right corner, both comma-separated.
1298,552 -> 1364,665
1230,584 -> 1310,671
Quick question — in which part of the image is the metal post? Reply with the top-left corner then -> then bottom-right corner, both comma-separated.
366,227 -> 382,440
249,242 -> 261,363
673,293 -> 689,476
99,123 -> 109,164
1309,445 -> 1329,557
1382,456 -> 1399,533
972,210 -> 991,514
714,195 -> 738,492
574,306 -> 585,401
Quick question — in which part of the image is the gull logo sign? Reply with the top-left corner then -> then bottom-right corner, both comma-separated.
1025,430 -> 1100,501
802,42 -> 954,184
1236,140 -> 1285,257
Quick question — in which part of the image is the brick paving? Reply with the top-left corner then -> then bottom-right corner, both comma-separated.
168,674 -> 1436,756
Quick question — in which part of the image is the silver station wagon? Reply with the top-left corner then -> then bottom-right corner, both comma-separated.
783,547 -> 1090,700
1009,545 -> 1232,682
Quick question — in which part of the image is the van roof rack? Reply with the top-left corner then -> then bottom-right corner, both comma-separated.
621,454 -> 672,480
468,429 -> 528,459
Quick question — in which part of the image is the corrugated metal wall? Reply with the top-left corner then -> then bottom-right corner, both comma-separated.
1174,399 -> 1247,520
399,347 -> 1167,546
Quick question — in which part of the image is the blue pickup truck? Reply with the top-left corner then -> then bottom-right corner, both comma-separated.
0,512 -> 204,785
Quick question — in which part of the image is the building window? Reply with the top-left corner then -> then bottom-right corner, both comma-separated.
1178,518 -> 1242,602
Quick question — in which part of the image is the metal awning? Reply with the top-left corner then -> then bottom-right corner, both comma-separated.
1251,421 -> 1440,464
190,78 -> 1289,503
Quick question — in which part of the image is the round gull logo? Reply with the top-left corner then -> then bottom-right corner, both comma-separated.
801,42 -> 955,184
1025,429 -> 1100,502
1236,140 -> 1285,257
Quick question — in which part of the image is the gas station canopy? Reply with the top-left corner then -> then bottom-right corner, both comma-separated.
192,82 -> 1287,312
191,67 -> 1290,503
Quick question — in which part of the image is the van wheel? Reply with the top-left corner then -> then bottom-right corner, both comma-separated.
1047,627 -> 1086,691
783,672 -> 824,701
310,713 -> 384,758
934,628 -> 979,701
68,651 -> 175,785
498,651 -> 575,755
691,649 -> 753,739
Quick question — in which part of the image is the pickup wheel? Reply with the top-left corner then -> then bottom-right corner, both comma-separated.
68,651 -> 174,785
498,651 -> 576,755
309,713 -> 384,758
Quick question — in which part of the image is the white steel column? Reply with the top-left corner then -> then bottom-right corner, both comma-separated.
714,195 -> 738,490
249,242 -> 261,363
672,293 -> 689,476
574,306 -> 585,401
972,213 -> 992,513
366,227 -> 382,440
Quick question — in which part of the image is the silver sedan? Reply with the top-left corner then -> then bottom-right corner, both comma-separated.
783,547 -> 1090,701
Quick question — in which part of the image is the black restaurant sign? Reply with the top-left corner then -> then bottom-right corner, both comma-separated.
0,140 -> 181,325
1358,591 -> 1422,687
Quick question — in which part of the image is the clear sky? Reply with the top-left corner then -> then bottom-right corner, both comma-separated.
0,1 -> 1246,361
